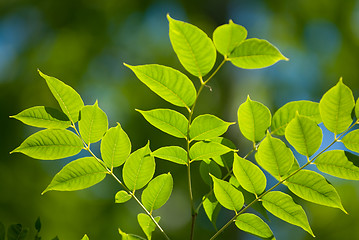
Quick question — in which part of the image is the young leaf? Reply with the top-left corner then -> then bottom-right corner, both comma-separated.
124,64 -> 196,108
7,224 -> 29,240
228,38 -> 288,69
118,228 -> 146,240
152,146 -> 188,165
211,175 -> 244,212
285,170 -> 346,213
237,96 -> 271,143
235,213 -> 275,240
342,129 -> 359,153
202,193 -> 221,227
213,20 -> 247,57
233,154 -> 266,195
319,78 -> 355,135
285,114 -> 323,157
101,123 -> 131,169
123,142 -> 155,191
256,133 -> 294,178
42,157 -> 107,194
189,141 -> 234,162
137,109 -> 188,139
167,14 -> 216,77
315,150 -> 359,180
271,101 -> 321,136
189,114 -> 234,141
200,160 -> 222,185
81,234 -> 89,240
137,214 -> 160,240
79,101 -> 108,144
11,129 -> 83,160
115,190 -> 132,203
141,173 -> 173,212
38,70 -> 84,123
261,191 -> 314,236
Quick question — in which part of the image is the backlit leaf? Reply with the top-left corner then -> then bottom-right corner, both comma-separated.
137,214 -> 160,240
118,229 -> 146,240
203,193 -> 221,226
152,146 -> 188,165
210,137 -> 236,168
356,98 -> 359,119
200,160 -> 222,185
7,224 -> 28,240
115,190 -> 132,203
189,141 -> 234,162
81,234 -> 89,240
342,129 -> 359,153
235,213 -> 275,240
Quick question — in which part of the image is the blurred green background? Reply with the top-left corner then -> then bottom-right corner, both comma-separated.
1,0 -> 359,239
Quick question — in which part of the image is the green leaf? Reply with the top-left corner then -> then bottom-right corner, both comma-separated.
124,64 -> 196,108
237,96 -> 271,142
152,146 -> 188,165
81,234 -> 89,240
10,106 -> 71,129
123,142 -> 155,191
211,175 -> 244,212
39,70 -> 84,123
261,191 -> 314,236
213,20 -> 247,57
209,137 -> 236,168
42,157 -> 107,194
189,114 -> 234,141
167,14 -> 216,77
79,101 -> 108,144
235,213 -> 275,240
356,98 -> 359,120
11,129 -> 83,160
7,224 -> 28,240
228,38 -> 288,69
256,133 -> 294,178
233,154 -> 266,195
189,141 -> 234,162
137,214 -> 160,240
319,78 -> 355,135
200,160 -> 222,185
137,109 -> 188,139
285,170 -> 346,213
285,114 -> 323,157
101,123 -> 131,169
342,129 -> 359,153
115,190 -> 132,203
202,193 -> 221,227
118,229 -> 146,240
271,101 -> 321,136
141,173 -> 173,212
315,150 -> 359,180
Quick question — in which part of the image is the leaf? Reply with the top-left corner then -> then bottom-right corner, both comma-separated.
256,133 -> 294,178
152,146 -> 188,165
118,229 -> 146,240
81,234 -> 89,240
79,101 -> 108,144
261,191 -> 314,236
7,224 -> 28,240
271,101 -> 321,136
213,20 -> 247,57
137,109 -> 188,139
237,96 -> 271,142
315,150 -> 359,180
342,129 -> 359,153
209,137 -> 236,168
39,70 -> 84,123
123,142 -> 155,191
285,114 -> 323,157
167,14 -> 216,77
211,175 -> 244,212
233,154 -> 266,195
11,129 -> 83,160
235,213 -> 275,240
189,141 -> 234,162
124,64 -> 196,108
0,222 -> 4,240
228,38 -> 288,69
42,157 -> 107,194
115,190 -> 132,203
189,114 -> 234,141
319,78 -> 355,135
141,173 -> 173,212
285,170 -> 346,213
35,217 -> 41,232
137,214 -> 160,240
200,160 -> 222,185
101,123 -> 131,169
202,193 -> 221,227
356,98 -> 359,119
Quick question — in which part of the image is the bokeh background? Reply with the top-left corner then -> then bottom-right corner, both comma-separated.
1,0 -> 359,239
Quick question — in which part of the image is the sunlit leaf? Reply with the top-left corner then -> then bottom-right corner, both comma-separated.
237,96 -> 271,142
261,191 -> 314,236
42,157 -> 107,194
319,78 -> 355,135
210,137 -> 236,168
235,213 -> 275,240
152,146 -> 187,165
118,228 -> 146,240
11,129 -> 83,160
342,129 -> 359,153
115,190 -> 132,203
228,38 -> 288,69
203,193 -> 221,227
167,14 -> 216,77
200,160 -> 222,185
7,224 -> 28,240
81,234 -> 89,240
189,141 -> 234,162
356,98 -> 359,120
137,214 -> 160,240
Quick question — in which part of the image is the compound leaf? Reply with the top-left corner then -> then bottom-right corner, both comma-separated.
11,129 -> 83,160
152,146 -> 187,165
115,190 -> 132,203
342,129 -> 359,153
167,14 -> 216,77
189,141 -> 234,162
137,214 -> 160,240
235,213 -> 275,240
42,157 -> 107,194
200,160 -> 222,185
7,224 -> 28,240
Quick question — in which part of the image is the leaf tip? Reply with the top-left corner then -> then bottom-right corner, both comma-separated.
123,63 -> 132,69
166,13 -> 172,21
